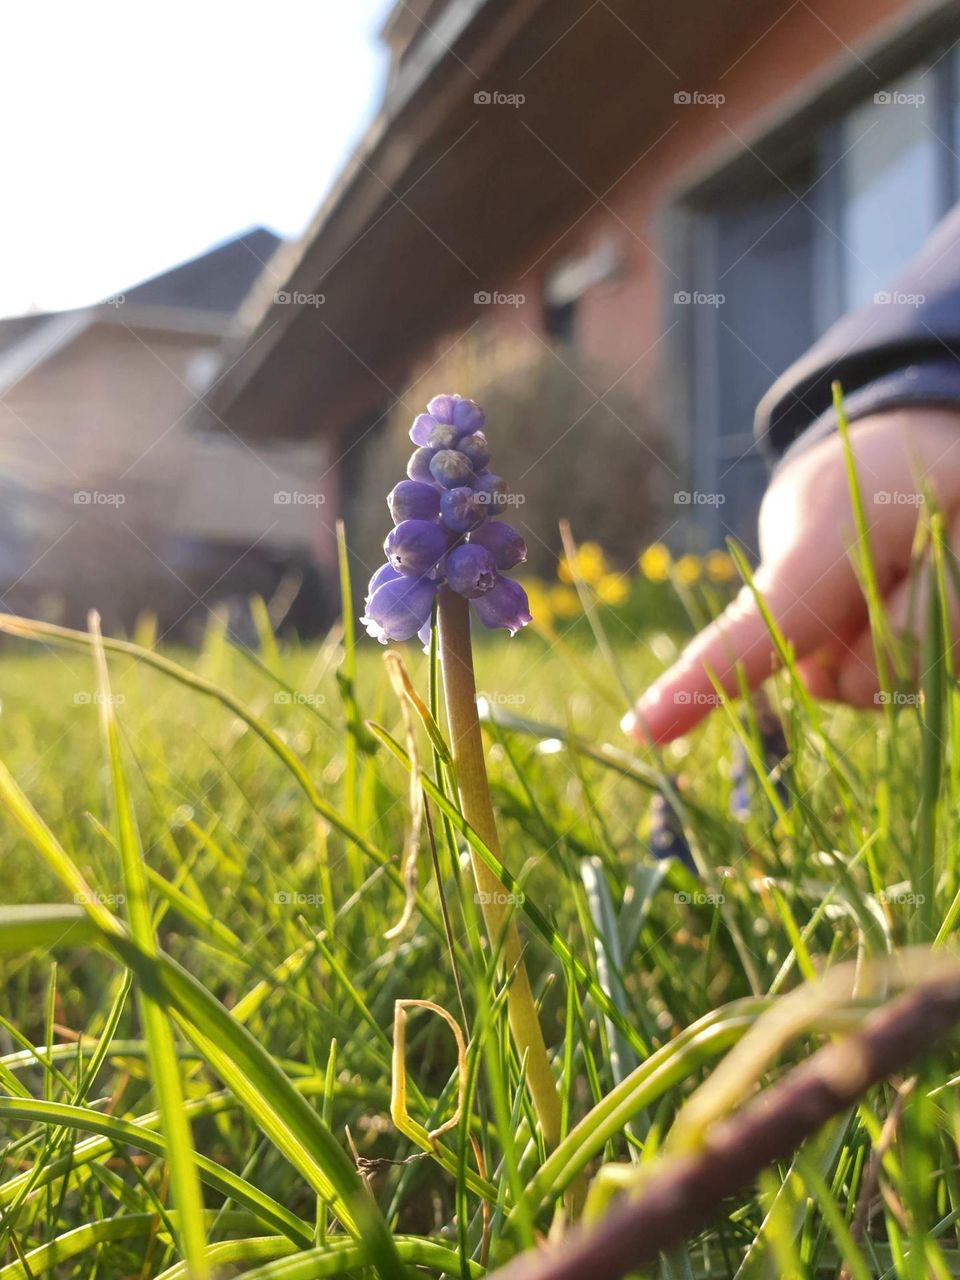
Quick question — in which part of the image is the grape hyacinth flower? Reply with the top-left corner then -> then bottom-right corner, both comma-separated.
361,393 -> 530,645
730,689 -> 791,821
648,776 -> 698,876
359,392 -> 566,1162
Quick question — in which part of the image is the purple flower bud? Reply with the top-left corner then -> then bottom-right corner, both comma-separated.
364,393 -> 534,642
407,447 -> 437,482
650,778 -> 698,875
451,398 -> 484,435
429,449 -> 474,490
468,520 -> 526,570
426,393 -> 458,425
440,485 -> 484,533
427,421 -> 461,449
472,576 -> 532,635
473,472 -> 508,514
361,574 -> 437,644
384,519 -> 447,577
388,479 -> 441,523
446,544 -> 497,598
457,432 -> 490,470
409,413 -> 440,446
425,393 -> 484,437
366,561 -> 402,602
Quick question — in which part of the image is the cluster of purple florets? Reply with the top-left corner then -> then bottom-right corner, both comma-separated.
361,394 -> 531,645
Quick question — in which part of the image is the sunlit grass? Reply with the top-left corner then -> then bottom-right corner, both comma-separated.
0,545 -> 956,1278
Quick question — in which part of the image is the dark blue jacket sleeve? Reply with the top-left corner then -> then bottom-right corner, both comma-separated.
755,204 -> 960,469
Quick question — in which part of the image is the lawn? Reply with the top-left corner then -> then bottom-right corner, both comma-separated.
0,560 -> 956,1279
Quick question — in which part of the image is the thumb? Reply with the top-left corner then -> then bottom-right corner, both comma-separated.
626,567 -> 839,743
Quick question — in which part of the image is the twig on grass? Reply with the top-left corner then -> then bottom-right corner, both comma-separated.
490,964 -> 960,1280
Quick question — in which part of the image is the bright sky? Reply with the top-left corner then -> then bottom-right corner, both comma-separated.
0,1 -> 394,317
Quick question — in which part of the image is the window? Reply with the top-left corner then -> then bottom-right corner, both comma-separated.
683,47 -> 960,545
544,298 -> 578,345
837,69 -> 941,309
543,237 -> 622,347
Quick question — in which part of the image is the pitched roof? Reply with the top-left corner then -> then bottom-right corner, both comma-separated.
0,229 -> 287,395
121,227 -> 282,313
0,314 -> 52,356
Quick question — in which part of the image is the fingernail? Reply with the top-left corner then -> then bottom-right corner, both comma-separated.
621,704 -> 654,743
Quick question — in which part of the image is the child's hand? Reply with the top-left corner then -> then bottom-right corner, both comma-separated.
625,408 -> 960,744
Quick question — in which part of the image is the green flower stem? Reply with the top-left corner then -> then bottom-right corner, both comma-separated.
438,586 -> 563,1152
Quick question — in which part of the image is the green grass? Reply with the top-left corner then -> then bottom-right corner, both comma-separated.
0,553 -> 957,1279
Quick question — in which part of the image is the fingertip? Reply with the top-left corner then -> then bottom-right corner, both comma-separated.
633,678 -> 701,745
621,702 -> 661,745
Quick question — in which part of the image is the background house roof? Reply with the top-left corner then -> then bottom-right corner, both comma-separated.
0,229 -> 284,394
0,314 -> 51,356
121,226 -> 281,313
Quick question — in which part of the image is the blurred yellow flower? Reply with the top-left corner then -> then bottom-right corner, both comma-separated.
705,550 -> 737,584
575,541 -> 608,584
548,584 -> 581,619
640,543 -> 671,582
559,541 -> 608,585
596,573 -> 629,605
675,554 -> 702,585
520,578 -> 553,628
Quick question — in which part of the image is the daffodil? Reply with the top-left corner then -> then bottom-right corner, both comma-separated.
675,554 -> 702,585
596,573 -> 629,605
558,540 -> 608,585
548,584 -> 581,619
520,578 -> 553,628
640,542 -> 671,583
705,550 -> 737,584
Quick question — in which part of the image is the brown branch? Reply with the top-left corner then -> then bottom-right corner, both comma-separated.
491,968 -> 960,1280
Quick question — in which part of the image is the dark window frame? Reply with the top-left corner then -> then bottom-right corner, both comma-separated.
665,2 -> 960,547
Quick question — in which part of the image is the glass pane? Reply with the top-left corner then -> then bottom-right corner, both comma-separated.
713,188 -> 815,435
840,68 -> 939,309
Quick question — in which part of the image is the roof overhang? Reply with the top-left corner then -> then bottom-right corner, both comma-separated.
202,0 -> 785,441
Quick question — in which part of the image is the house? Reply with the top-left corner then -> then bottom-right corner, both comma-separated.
0,229 -> 329,634
201,0 -> 960,566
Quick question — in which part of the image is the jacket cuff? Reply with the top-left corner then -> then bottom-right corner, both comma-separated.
775,358 -> 960,474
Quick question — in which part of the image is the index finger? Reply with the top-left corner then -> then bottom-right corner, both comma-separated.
625,569 -> 850,743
